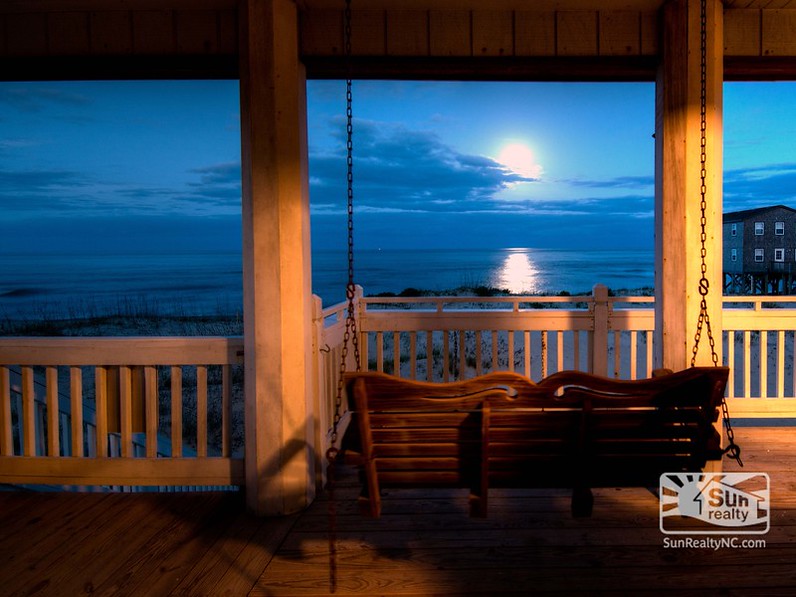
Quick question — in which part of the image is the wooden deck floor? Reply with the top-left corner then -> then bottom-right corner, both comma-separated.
2,426 -> 795,596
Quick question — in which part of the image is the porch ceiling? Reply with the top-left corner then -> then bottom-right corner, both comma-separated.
2,0 -> 794,13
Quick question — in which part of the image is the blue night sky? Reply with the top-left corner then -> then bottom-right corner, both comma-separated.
0,79 -> 795,256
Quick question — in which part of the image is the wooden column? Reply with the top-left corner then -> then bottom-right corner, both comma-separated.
655,0 -> 723,370
239,0 -> 315,516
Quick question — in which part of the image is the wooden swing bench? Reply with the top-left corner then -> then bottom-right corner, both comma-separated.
340,366 -> 730,518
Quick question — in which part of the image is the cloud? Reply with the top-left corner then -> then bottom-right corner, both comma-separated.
0,138 -> 41,152
309,118 -> 536,214
724,163 -> 796,212
565,174 -> 655,190
0,161 -> 242,219
0,87 -> 91,113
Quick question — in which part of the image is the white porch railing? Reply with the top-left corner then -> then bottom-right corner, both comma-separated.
724,296 -> 796,417
316,285 -> 796,457
2,287 -> 795,490
0,337 -> 244,488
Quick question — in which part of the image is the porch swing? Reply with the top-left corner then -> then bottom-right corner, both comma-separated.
326,0 -> 741,521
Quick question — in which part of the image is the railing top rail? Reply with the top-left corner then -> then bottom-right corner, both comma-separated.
0,336 -> 244,366
609,296 -> 655,304
360,295 -> 594,305
322,292 -> 796,313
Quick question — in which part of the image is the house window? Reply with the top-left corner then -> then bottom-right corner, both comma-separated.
776,221 -> 785,235
775,248 -> 785,262
755,249 -> 765,262
755,222 -> 765,235
731,223 -> 737,236
731,249 -> 737,262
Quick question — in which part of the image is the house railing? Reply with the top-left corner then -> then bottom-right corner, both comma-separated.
0,337 -> 244,488
3,288 -> 795,490
724,296 -> 796,416
316,285 -> 796,457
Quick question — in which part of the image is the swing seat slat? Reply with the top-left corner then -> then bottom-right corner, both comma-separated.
341,367 -> 729,518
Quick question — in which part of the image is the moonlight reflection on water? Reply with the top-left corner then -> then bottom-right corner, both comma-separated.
495,250 -> 540,294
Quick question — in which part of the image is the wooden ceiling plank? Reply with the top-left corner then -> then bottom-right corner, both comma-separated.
515,11 -> 556,56
48,12 -> 90,55
762,9 -> 796,55
724,9 -> 761,56
472,10 -> 514,57
429,10 -> 470,57
599,11 -> 641,56
557,10 -> 598,56
386,10 -> 429,56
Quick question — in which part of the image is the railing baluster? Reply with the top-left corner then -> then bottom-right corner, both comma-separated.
145,365 -> 158,458
507,330 -> 515,372
46,366 -> 59,457
556,331 -> 564,374
393,332 -> 401,377
360,330 -> 369,371
95,366 -> 108,457
197,365 -> 208,459
475,331 -> 483,376
458,331 -> 466,381
726,330 -> 735,398
70,366 -> 83,457
376,331 -> 384,372
442,330 -> 450,382
524,331 -> 531,378
119,365 -> 134,458
761,330 -> 768,399
791,331 -> 796,397
222,364 -> 231,457
409,332 -> 417,380
492,330 -> 500,371
0,367 -> 11,455
22,366 -> 35,457
426,331 -> 433,381
540,331 -> 548,379
171,365 -> 183,458
777,330 -> 785,398
744,331 -> 751,398
628,331 -> 637,379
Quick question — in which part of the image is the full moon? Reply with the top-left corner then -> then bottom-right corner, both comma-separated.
497,143 -> 540,179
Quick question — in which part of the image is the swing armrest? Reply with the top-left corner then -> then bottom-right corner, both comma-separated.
340,449 -> 366,466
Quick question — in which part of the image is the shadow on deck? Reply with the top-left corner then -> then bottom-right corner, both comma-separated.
1,427 -> 795,596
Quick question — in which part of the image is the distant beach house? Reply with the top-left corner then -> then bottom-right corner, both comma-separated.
723,205 -> 796,295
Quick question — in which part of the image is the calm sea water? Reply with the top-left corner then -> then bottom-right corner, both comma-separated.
0,248 -> 653,319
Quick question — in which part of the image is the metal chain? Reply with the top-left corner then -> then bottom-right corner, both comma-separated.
689,0 -> 741,467
690,0 -> 717,371
328,2 -> 356,591
328,0 -> 360,459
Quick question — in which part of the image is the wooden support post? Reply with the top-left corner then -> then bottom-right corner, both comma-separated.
655,0 -> 723,371
240,0 -> 315,516
590,284 -> 609,376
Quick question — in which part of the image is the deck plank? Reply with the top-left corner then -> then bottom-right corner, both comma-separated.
2,493 -> 162,595
0,427 -> 795,596
92,492 -> 243,596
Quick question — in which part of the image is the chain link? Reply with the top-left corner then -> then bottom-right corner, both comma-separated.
689,0 -> 741,467
329,0 -> 360,455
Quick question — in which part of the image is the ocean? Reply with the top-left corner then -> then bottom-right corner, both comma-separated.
0,248 -> 654,320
